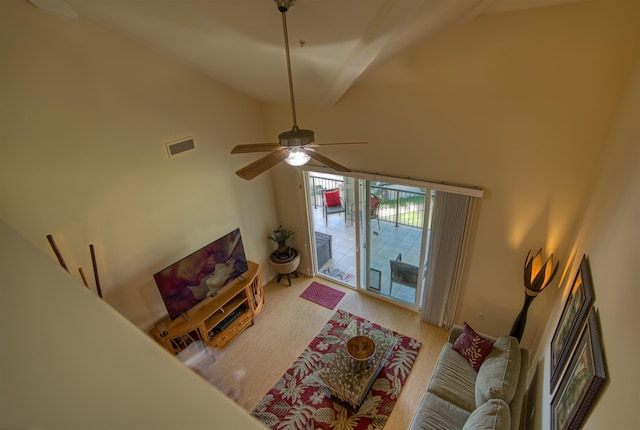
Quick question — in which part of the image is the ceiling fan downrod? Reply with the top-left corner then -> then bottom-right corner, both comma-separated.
275,0 -> 301,133
229,0 -> 358,179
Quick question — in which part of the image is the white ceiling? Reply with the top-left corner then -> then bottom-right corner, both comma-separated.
30,0 -> 586,105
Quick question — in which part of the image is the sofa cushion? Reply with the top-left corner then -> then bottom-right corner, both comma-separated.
453,322 -> 495,371
475,336 -> 521,407
462,398 -> 511,430
427,344 -> 478,412
408,391 -> 471,430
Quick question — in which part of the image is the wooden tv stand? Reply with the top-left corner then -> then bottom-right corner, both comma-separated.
149,261 -> 264,355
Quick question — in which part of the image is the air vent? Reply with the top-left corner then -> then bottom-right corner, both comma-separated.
165,138 -> 195,158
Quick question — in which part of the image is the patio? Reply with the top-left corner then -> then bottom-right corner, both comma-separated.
311,204 -> 425,305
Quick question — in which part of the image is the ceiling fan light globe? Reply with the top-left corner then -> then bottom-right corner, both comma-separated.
284,148 -> 311,166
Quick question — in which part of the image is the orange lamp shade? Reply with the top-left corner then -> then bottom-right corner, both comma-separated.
523,249 -> 559,294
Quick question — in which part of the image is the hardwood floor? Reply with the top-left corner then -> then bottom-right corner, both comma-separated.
211,274 -> 449,429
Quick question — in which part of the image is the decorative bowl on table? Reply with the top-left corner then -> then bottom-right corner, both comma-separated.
346,335 -> 376,361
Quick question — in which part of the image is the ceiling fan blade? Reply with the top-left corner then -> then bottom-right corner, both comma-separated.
235,150 -> 288,180
231,143 -> 282,154
304,148 -> 351,172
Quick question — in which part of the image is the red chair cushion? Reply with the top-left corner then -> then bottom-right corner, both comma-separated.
324,190 -> 341,207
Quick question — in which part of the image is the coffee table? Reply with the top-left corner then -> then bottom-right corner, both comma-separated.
312,319 -> 398,411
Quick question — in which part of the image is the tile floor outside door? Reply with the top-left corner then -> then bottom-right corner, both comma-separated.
311,205 -> 425,305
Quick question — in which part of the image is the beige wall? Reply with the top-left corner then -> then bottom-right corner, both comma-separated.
268,0 -> 640,350
527,41 -> 640,430
0,220 -> 264,429
0,1 -> 279,329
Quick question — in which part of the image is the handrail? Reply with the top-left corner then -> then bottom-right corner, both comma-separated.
308,175 -> 429,229
309,175 -> 344,208
371,185 -> 427,228
309,175 -> 429,228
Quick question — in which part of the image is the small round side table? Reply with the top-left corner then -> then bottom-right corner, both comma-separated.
269,248 -> 300,286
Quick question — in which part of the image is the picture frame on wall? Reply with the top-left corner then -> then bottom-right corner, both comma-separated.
550,254 -> 595,392
551,308 -> 606,430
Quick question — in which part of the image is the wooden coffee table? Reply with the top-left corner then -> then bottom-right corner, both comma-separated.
312,319 -> 398,411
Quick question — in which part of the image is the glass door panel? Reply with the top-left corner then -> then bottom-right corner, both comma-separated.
361,180 -> 431,308
307,171 -> 357,288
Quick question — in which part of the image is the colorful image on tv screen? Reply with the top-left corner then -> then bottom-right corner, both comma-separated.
154,228 -> 249,319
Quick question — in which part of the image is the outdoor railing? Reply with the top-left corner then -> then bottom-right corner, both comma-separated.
309,176 -> 344,208
307,175 -> 427,229
371,185 -> 426,229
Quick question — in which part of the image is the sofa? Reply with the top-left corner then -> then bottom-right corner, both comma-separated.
408,325 -> 529,430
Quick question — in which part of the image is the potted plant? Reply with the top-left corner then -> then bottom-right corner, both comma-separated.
268,225 -> 294,257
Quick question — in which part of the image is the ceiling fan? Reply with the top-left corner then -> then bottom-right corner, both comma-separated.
231,0 -> 365,180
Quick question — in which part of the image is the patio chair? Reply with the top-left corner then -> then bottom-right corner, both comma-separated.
370,194 -> 381,229
389,253 -> 418,295
323,188 -> 346,226
347,194 -> 381,228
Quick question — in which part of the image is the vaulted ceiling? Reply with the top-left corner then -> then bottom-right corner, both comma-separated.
30,0 -> 586,104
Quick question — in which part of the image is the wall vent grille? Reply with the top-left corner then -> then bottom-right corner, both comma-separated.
166,138 -> 195,158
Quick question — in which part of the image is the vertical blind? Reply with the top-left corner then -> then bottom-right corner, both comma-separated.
421,191 -> 477,327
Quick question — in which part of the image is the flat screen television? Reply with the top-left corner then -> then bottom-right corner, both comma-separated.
153,228 -> 249,320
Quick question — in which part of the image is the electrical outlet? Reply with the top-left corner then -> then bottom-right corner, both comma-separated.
477,312 -> 485,320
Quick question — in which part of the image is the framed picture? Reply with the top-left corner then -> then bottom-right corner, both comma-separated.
551,308 -> 606,430
550,255 -> 594,392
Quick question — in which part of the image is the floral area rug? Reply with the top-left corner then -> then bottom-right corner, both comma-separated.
321,267 -> 354,283
251,309 -> 421,429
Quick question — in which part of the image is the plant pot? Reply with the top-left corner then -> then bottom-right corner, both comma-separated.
270,250 -> 300,274
276,241 -> 289,256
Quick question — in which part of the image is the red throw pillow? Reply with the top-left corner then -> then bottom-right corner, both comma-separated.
453,322 -> 494,372
324,190 -> 341,207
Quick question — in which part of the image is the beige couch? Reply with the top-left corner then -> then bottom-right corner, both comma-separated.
408,326 -> 528,430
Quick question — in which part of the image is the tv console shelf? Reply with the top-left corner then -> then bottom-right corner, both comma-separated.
150,261 -> 264,355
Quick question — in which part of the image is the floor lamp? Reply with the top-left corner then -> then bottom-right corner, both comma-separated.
509,249 -> 559,342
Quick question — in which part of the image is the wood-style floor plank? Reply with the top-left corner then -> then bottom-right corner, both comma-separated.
209,275 -> 449,429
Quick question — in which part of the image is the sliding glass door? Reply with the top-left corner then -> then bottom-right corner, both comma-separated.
306,170 -> 434,309
305,168 -> 481,323
359,179 -> 433,308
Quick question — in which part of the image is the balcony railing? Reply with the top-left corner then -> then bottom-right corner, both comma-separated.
308,175 -> 428,229
371,185 -> 427,229
309,176 -> 344,208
